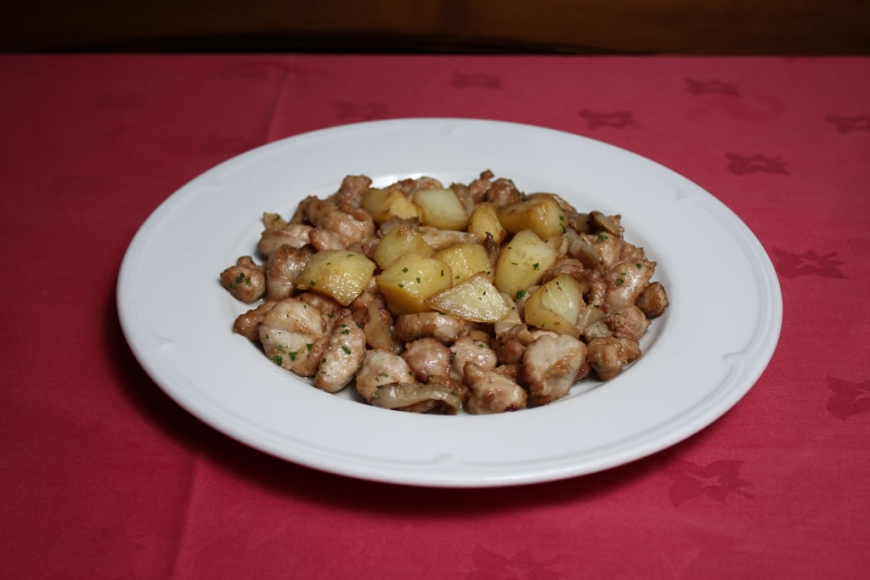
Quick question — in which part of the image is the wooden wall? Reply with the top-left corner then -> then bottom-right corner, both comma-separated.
3,0 -> 868,54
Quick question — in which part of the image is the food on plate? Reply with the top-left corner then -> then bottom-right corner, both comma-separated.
219,170 -> 669,414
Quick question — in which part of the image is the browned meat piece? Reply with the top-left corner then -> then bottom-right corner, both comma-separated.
233,300 -> 276,340
523,334 -> 588,405
220,256 -> 266,303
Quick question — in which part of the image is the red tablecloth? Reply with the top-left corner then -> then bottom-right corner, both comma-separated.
1,54 -> 868,579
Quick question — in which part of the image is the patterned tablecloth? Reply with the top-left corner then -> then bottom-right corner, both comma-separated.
1,55 -> 868,579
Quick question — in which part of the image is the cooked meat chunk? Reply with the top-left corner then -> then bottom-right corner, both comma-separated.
523,334 -> 588,405
264,245 -> 313,301
315,313 -> 366,393
257,224 -> 313,256
369,382 -> 463,414
464,363 -> 528,414
355,350 -> 417,402
587,337 -> 641,381
603,257 -> 655,312
485,178 -> 522,208
394,313 -> 473,344
329,174 -> 372,208
220,256 -> 266,303
637,281 -> 669,318
259,298 -> 329,377
233,300 -> 276,341
449,336 -> 497,383
604,305 -> 650,342
402,338 -> 452,383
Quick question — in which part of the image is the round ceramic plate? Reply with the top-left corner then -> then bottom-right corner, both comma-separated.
117,118 -> 782,487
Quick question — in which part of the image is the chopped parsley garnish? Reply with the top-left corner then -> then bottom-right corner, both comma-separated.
597,234 -> 608,242
271,355 -> 282,365
516,290 -> 526,299
616,278 -> 624,287
308,280 -> 316,286
306,343 -> 313,351
289,351 -> 297,361
533,263 -> 540,270
341,346 -> 351,355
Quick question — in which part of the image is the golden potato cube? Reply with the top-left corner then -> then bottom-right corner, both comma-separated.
377,255 -> 453,315
425,273 -> 511,323
412,188 -> 469,231
361,188 -> 421,224
494,229 -> 558,297
468,202 -> 507,244
296,250 -> 376,306
498,195 -> 567,240
373,224 -> 434,270
523,275 -> 585,338
433,243 -> 493,284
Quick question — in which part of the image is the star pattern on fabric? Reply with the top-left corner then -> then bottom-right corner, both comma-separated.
451,71 -> 503,89
662,459 -> 753,506
725,153 -> 789,175
466,545 -> 562,580
825,114 -> 870,134
685,78 -> 740,96
770,247 -> 847,279
825,376 -> 870,420
334,101 -> 389,121
578,110 -> 638,129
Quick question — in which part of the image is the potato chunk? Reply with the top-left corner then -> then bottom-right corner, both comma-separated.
412,188 -> 469,231
433,243 -> 493,284
373,224 -> 434,270
425,273 -> 511,323
523,275 -> 585,338
377,255 -> 453,315
494,229 -> 558,298
498,195 -> 567,240
295,250 -> 376,306
468,202 -> 507,244
361,188 -> 420,224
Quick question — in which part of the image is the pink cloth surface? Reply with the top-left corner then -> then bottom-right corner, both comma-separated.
1,54 -> 868,579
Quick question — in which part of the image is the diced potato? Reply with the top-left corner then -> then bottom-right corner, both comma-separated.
433,243 -> 493,284
494,229 -> 558,298
523,275 -> 585,338
361,188 -> 420,224
412,188 -> 469,231
498,195 -> 567,240
468,202 -> 507,244
372,225 -> 434,270
377,255 -> 453,315
295,250 -> 376,306
425,273 -> 511,323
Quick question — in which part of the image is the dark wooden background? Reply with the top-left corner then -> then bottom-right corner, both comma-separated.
2,0 -> 868,54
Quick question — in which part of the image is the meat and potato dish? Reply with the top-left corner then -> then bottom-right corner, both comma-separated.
220,170 -> 669,414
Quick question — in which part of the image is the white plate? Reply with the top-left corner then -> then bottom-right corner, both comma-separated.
117,118 -> 781,487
